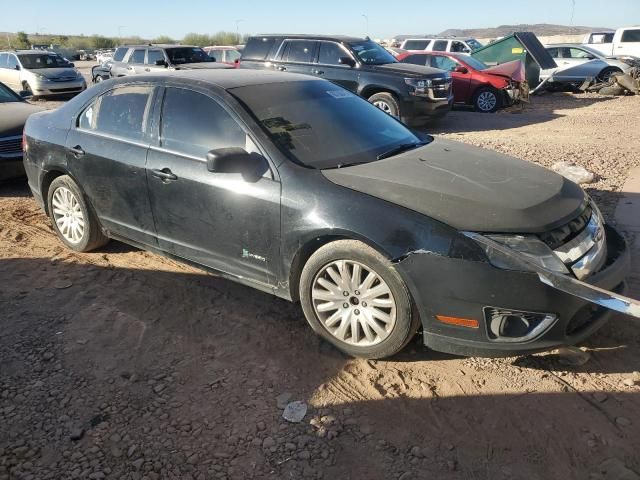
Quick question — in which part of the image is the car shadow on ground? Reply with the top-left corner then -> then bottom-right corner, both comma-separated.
428,92 -> 617,134
1,256 -> 640,479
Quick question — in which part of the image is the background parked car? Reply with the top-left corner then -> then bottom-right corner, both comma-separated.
400,37 -> 483,53
0,50 -> 86,99
0,81 -> 42,181
582,26 -> 640,57
399,51 -> 526,112
240,34 -> 453,125
203,46 -> 242,66
91,62 -> 112,83
95,49 -> 114,64
544,44 -> 634,82
109,44 -> 231,77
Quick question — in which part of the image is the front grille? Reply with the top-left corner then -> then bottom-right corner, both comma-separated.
50,87 -> 83,93
539,206 -> 592,250
431,78 -> 451,99
0,136 -> 22,155
51,77 -> 78,82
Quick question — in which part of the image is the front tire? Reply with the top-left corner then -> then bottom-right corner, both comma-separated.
23,81 -> 38,101
47,175 -> 109,252
473,87 -> 499,113
299,240 -> 418,359
597,67 -> 622,83
368,92 -> 400,118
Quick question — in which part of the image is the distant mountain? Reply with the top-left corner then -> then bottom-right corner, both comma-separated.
393,24 -> 613,41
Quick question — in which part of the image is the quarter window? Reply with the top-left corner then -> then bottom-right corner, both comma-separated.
318,42 -> 347,65
285,41 -> 317,63
160,88 -> 247,159
78,86 -> 154,141
432,40 -> 448,51
621,29 -> 640,42
113,47 -> 128,62
129,49 -> 146,64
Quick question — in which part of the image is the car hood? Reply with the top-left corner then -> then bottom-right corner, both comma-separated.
484,60 -> 526,82
28,67 -> 80,80
321,138 -> 586,233
0,101 -> 44,137
173,62 -> 233,70
371,62 -> 446,77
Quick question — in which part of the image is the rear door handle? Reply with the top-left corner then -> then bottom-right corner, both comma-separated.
68,145 -> 85,157
151,168 -> 178,182
311,69 -> 324,75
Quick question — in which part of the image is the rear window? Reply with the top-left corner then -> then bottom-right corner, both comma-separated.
401,54 -> 428,66
113,47 -> 128,62
621,29 -> 640,42
242,37 -> 277,60
432,40 -> 448,51
403,40 -> 431,50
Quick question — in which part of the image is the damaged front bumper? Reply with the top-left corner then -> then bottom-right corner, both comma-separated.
395,225 -> 635,357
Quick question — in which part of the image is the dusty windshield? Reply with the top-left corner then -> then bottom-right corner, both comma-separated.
231,80 -> 428,169
349,40 -> 397,65
18,54 -> 72,69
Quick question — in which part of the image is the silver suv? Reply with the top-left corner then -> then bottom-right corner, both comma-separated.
0,50 -> 86,98
109,44 -> 231,77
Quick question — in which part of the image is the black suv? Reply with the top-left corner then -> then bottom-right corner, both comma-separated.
240,35 -> 453,125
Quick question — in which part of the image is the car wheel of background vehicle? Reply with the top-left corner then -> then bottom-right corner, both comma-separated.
47,175 -> 109,252
299,240 -> 419,359
22,81 -> 38,101
368,92 -> 400,118
473,87 -> 499,113
597,67 -> 623,83
95,75 -> 103,83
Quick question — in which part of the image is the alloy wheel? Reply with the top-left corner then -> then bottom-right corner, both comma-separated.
311,260 -> 397,347
477,91 -> 497,112
51,187 -> 85,244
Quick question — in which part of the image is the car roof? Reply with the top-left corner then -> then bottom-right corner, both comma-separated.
403,37 -> 474,41
204,45 -> 238,49
112,69 -> 314,90
8,50 -> 55,54
250,34 -> 366,43
118,44 -> 199,49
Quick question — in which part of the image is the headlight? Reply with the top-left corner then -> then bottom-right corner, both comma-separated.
478,234 -> 569,274
31,72 -> 46,80
405,77 -> 432,96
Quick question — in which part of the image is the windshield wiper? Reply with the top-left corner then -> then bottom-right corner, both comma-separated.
376,142 -> 426,160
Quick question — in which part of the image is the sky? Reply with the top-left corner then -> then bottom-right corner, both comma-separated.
1,0 -> 638,40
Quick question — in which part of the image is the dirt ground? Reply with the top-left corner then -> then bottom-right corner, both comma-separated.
1,72 -> 640,480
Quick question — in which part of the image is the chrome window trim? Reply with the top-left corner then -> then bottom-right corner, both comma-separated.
74,128 -> 150,149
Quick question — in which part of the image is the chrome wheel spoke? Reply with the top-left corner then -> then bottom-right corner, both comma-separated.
312,259 -> 397,347
51,186 -> 85,245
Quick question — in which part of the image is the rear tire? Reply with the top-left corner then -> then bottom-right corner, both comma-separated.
299,240 -> 419,359
473,87 -> 499,113
368,92 -> 400,118
47,175 -> 109,252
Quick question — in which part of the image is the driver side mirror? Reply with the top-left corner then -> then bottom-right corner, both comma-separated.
19,90 -> 32,98
206,147 -> 269,181
454,65 -> 469,74
155,59 -> 168,67
14,64 -> 20,71
338,56 -> 356,67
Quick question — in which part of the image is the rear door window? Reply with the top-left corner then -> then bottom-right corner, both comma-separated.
403,40 -> 431,50
160,87 -> 247,159
242,37 -> 277,60
621,29 -> 640,42
113,47 -> 128,62
79,86 -> 154,141
129,49 -> 146,64
546,47 -> 560,58
432,40 -> 448,51
7,54 -> 18,69
432,55 -> 457,71
284,40 -> 317,63
147,50 -> 165,65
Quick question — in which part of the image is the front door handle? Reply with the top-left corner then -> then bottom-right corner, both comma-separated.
311,69 -> 324,75
68,145 -> 85,157
151,168 -> 178,182
276,66 -> 287,71
145,68 -> 150,72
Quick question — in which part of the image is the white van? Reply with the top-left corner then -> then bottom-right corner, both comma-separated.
582,26 -> 640,57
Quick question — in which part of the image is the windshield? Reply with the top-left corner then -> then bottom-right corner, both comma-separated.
349,40 -> 397,65
466,39 -> 483,50
0,82 -> 20,103
165,47 -> 213,65
231,80 -> 426,169
458,54 -> 487,71
578,45 -> 603,58
18,53 -> 72,69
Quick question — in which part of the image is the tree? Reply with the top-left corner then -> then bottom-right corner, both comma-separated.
91,35 -> 116,49
182,33 -> 211,47
153,35 -> 177,44
15,31 -> 30,49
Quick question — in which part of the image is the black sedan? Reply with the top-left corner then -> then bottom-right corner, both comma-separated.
22,71 -> 633,358
0,81 -> 42,181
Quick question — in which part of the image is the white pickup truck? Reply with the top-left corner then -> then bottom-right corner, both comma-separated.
583,26 -> 640,57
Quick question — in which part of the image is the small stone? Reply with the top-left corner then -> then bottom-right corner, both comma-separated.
70,428 -> 84,441
410,446 -> 422,458
623,378 -> 637,387
343,407 -> 354,416
111,447 -> 123,458
593,392 -> 608,403
359,424 -> 373,435
556,347 -> 591,367
187,453 -> 199,464
127,445 -> 137,458
262,437 -> 275,449
399,473 -> 412,480
42,351 -> 54,361
447,460 -> 457,471
599,458 -> 640,480
615,417 -> 632,427
298,450 -> 310,460
132,458 -> 144,470
283,401 -> 307,423
276,392 -> 292,409
153,384 -> 166,394
109,433 -> 121,443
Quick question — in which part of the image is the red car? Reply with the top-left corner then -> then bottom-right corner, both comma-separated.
398,51 -> 526,113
